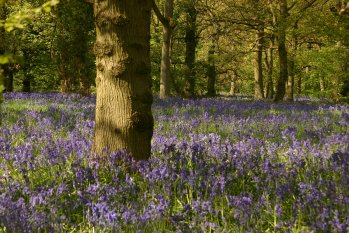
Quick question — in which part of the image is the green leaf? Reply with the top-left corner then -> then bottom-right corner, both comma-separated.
4,25 -> 14,32
50,0 -> 60,6
33,7 -> 42,14
43,6 -> 51,13
0,56 -> 10,64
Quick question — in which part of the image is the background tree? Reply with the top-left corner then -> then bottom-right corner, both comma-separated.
272,0 -> 289,101
0,3 -> 5,123
1,0 -> 348,102
264,34 -> 275,99
152,0 -> 175,98
54,0 -> 94,95
183,0 -> 198,97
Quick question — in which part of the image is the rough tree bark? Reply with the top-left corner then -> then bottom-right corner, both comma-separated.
274,0 -> 288,102
254,25 -> 264,99
93,0 -> 153,160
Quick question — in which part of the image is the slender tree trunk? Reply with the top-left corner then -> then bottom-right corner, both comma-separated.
297,75 -> 302,95
254,26 -> 264,99
319,76 -> 325,92
3,65 -> 14,92
286,58 -> 295,101
340,27 -> 349,99
58,53 -> 71,93
230,79 -> 236,95
22,74 -> 31,92
77,58 -> 90,95
0,4 -> 6,121
0,69 -> 3,126
76,54 -> 91,95
184,3 -> 197,98
93,0 -> 153,160
56,7 -> 73,94
230,71 -> 238,95
76,32 -> 92,96
206,45 -> 216,97
286,22 -> 299,101
159,0 -> 173,99
274,0 -> 288,102
265,35 -> 275,99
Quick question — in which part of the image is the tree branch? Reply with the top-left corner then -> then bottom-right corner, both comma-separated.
339,3 -> 349,15
287,2 -> 297,12
151,0 -> 168,27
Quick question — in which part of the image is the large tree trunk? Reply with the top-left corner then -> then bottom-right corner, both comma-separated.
159,0 -> 173,99
254,26 -> 264,99
184,3 -> 197,98
265,35 -> 275,99
274,0 -> 288,102
93,0 -> 153,160
206,45 -> 216,97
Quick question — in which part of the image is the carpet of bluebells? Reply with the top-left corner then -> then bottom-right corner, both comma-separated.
0,92 -> 349,232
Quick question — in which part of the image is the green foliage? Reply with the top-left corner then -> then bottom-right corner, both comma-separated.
0,53 -> 14,64
0,0 -> 94,93
53,0 -> 95,93
0,0 -> 59,32
0,0 -> 348,99
298,46 -> 348,98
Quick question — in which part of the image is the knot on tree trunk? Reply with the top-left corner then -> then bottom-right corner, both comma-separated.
96,11 -> 128,29
93,42 -> 113,57
110,61 -> 128,78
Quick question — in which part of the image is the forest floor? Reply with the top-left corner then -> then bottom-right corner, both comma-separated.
0,92 -> 349,232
